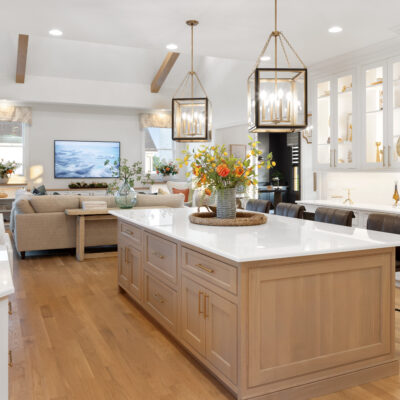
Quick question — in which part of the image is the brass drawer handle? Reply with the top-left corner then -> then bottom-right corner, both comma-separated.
8,350 -> 12,367
8,301 -> 12,315
204,294 -> 209,319
125,229 -> 134,236
195,263 -> 214,274
154,292 -> 165,304
152,252 -> 165,260
198,291 -> 204,315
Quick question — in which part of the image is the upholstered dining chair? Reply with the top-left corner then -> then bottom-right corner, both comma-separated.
245,199 -> 272,214
275,203 -> 305,219
314,207 -> 354,227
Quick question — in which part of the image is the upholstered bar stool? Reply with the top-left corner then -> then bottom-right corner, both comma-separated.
246,199 -> 272,214
275,203 -> 305,219
314,207 -> 354,227
367,213 -> 400,310
367,213 -> 400,270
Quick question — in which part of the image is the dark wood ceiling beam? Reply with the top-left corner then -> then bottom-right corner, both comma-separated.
151,52 -> 179,93
16,34 -> 29,84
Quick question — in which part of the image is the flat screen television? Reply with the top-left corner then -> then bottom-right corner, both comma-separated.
54,140 -> 120,178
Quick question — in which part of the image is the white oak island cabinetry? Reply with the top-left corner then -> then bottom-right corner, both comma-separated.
109,207 -> 400,400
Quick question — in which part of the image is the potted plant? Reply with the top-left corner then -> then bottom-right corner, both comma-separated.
155,160 -> 179,178
104,159 -> 153,209
0,160 -> 19,184
177,136 -> 275,219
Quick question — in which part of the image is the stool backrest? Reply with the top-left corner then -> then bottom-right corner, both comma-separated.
275,203 -> 305,219
246,199 -> 272,214
314,207 -> 354,227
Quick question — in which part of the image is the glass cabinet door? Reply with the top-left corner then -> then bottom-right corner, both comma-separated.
390,61 -> 400,167
316,81 -> 331,167
365,66 -> 385,167
337,74 -> 353,167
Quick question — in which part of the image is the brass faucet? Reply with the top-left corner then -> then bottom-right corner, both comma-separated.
343,189 -> 354,205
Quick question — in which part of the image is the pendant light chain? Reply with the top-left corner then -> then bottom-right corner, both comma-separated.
191,23 -> 194,97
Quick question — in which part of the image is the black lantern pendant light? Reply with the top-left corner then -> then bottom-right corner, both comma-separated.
248,0 -> 308,133
172,20 -> 212,142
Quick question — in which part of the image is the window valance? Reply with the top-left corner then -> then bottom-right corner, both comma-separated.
0,105 -> 32,125
140,112 -> 171,129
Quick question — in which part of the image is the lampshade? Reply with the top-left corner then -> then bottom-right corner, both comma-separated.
248,0 -> 308,133
172,20 -> 212,142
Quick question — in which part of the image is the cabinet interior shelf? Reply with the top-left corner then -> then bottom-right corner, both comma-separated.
366,109 -> 383,115
318,94 -> 330,99
338,89 -> 352,95
366,83 -> 383,89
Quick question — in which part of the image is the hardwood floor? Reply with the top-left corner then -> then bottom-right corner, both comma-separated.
8,251 -> 400,400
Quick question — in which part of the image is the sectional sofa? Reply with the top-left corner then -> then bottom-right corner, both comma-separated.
11,193 -> 184,258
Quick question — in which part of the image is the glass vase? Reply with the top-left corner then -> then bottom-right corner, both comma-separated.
115,181 -> 137,209
216,187 -> 237,219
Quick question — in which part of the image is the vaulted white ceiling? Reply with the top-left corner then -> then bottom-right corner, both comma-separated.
1,0 -> 400,66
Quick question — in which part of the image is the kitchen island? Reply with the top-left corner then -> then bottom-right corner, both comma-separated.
110,207 -> 400,400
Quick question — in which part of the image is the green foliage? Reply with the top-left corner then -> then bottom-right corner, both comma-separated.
104,158 -> 153,194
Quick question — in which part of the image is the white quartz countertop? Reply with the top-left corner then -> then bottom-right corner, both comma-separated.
297,199 -> 400,215
109,208 -> 400,263
0,246 -> 13,298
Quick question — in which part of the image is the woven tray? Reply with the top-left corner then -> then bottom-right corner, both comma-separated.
189,211 -> 267,226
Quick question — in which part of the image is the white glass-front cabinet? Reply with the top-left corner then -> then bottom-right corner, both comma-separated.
314,72 -> 355,170
388,59 -> 400,169
362,63 -> 387,169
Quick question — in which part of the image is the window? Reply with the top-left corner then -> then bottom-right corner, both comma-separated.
144,127 -> 174,173
0,121 -> 24,175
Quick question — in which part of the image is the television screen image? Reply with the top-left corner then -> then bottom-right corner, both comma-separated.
54,140 -> 120,178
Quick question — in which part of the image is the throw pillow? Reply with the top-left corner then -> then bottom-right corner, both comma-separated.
158,187 -> 170,195
172,187 -> 189,202
32,185 -> 47,195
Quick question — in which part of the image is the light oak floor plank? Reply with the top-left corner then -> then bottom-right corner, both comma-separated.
8,250 -> 400,400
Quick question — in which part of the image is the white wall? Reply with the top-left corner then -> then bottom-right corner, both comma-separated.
26,104 -> 142,189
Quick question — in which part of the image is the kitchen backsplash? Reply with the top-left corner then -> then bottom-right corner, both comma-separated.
321,171 -> 400,205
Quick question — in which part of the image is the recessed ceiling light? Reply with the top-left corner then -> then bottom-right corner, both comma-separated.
328,26 -> 343,33
166,43 -> 178,50
49,29 -> 63,37
260,55 -> 271,61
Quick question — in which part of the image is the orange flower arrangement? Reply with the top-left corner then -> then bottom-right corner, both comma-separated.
176,136 -> 274,192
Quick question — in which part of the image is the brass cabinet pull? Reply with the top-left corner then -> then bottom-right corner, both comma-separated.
8,301 -> 12,315
198,291 -> 204,315
152,252 -> 165,260
125,229 -> 134,236
388,145 -> 391,167
154,292 -> 165,304
195,263 -> 214,274
8,350 -> 12,367
204,294 -> 209,319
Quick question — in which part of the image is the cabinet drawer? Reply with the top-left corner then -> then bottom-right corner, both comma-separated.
144,271 -> 177,334
120,222 -> 142,249
182,247 -> 237,295
145,233 -> 177,285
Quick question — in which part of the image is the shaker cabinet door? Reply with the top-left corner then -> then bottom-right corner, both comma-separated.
181,276 -> 206,356
127,245 -> 142,301
118,244 -> 131,291
205,291 -> 237,384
